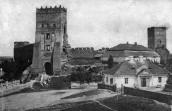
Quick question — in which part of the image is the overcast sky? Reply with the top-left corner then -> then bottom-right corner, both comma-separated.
0,0 -> 172,56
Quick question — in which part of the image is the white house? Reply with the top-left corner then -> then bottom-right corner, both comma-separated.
103,60 -> 169,89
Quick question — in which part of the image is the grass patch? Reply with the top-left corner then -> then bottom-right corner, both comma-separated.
27,101 -> 93,111
27,95 -> 171,111
99,95 -> 170,111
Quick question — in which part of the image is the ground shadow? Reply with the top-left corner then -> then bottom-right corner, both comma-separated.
0,87 -> 55,98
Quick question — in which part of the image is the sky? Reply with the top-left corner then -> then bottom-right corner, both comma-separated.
0,0 -> 172,56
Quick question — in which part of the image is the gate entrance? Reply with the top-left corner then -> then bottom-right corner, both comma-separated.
44,62 -> 53,75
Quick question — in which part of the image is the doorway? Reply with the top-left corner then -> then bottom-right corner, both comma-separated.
44,62 -> 53,75
141,78 -> 147,87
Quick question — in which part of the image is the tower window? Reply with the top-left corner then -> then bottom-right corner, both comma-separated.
46,45 -> 50,51
41,24 -> 44,28
46,33 -> 50,40
53,24 -> 56,28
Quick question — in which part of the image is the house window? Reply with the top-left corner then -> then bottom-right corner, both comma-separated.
158,77 -> 162,83
125,78 -> 128,84
46,33 -> 50,40
110,78 -> 113,85
46,45 -> 50,51
106,77 -> 108,83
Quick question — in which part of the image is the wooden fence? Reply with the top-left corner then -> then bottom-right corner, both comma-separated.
0,80 -> 20,90
0,80 -> 31,97
98,83 -> 116,92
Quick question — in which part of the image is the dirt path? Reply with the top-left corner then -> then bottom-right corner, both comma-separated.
0,89 -> 87,110
0,88 -> 116,111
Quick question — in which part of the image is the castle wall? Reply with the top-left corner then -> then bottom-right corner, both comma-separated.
31,42 -> 42,73
52,42 -> 61,75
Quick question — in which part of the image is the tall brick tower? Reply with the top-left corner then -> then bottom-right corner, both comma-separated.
32,5 -> 69,74
148,27 -> 167,50
148,27 -> 169,64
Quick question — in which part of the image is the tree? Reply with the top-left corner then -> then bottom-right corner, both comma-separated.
108,55 -> 113,69
85,71 -> 92,84
1,60 -> 17,81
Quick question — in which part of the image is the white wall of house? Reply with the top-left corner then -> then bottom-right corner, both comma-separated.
104,74 -> 136,88
101,56 -> 160,63
115,76 -> 136,88
104,74 -> 168,88
104,74 -> 114,85
149,76 -> 168,87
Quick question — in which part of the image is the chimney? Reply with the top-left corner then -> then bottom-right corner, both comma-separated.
134,42 -> 137,45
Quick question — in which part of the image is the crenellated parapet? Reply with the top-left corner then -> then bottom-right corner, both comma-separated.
36,5 -> 67,14
71,47 -> 94,51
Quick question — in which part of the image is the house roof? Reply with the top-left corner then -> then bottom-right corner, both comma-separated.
102,50 -> 159,58
147,62 -> 169,74
102,43 -> 159,58
103,61 -> 169,76
109,43 -> 153,51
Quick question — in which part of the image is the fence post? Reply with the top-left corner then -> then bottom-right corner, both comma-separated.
5,81 -> 8,89
170,100 -> 172,111
121,84 -> 124,95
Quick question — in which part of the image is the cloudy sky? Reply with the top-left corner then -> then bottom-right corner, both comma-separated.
0,0 -> 172,56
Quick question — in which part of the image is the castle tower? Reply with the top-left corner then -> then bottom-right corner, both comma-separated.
32,5 -> 69,74
148,27 -> 167,50
148,27 -> 169,65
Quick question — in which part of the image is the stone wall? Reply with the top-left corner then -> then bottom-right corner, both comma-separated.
52,42 -> 61,75
31,42 -> 42,73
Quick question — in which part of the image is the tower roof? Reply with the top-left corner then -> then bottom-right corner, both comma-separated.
148,26 -> 168,30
